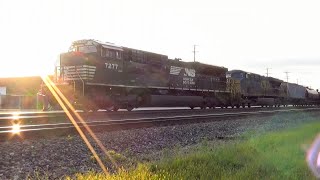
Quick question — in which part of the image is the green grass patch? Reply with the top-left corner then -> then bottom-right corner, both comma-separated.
69,121 -> 320,179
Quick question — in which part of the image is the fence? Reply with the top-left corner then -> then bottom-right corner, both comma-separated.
0,95 -> 38,110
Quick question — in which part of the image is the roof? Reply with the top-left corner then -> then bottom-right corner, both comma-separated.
72,39 -> 123,51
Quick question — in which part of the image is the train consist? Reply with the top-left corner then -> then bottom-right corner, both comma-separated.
42,39 -> 320,111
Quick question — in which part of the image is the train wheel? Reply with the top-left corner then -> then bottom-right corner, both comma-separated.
106,108 -> 112,112
126,104 -> 134,112
236,104 -> 240,108
231,105 -> 234,108
190,106 -> 194,110
82,105 -> 91,112
242,103 -> 245,108
112,106 -> 119,112
248,103 -> 251,108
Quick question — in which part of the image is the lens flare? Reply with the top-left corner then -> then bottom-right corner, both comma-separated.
11,124 -> 21,134
11,113 -> 20,120
307,134 -> 320,178
40,75 -> 116,175
317,152 -> 320,167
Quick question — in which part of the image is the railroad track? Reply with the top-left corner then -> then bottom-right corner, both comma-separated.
0,107 -> 319,141
0,105 -> 303,118
0,106 -> 314,123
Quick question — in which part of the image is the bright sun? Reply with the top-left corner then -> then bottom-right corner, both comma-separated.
0,35 -> 69,78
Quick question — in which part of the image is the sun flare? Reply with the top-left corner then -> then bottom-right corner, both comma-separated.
11,124 -> 21,134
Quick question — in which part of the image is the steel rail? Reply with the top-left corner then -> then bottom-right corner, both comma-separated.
0,107 -> 319,141
0,106 -> 314,122
0,105 -> 304,118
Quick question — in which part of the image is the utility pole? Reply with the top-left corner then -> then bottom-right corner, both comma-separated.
266,68 -> 271,77
284,71 -> 290,83
284,71 -> 290,102
192,45 -> 198,62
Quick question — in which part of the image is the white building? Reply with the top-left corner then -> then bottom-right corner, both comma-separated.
0,87 -> 6,95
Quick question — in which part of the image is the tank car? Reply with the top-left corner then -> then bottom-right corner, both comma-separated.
279,82 -> 320,106
305,88 -> 320,105
45,39 -> 230,111
280,82 -> 306,105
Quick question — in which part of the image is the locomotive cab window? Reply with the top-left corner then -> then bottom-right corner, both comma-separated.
116,51 -> 122,59
69,46 -> 77,52
69,45 -> 97,53
78,45 -> 97,53
101,48 -> 106,57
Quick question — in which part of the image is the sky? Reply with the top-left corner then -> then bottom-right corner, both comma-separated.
0,0 -> 319,89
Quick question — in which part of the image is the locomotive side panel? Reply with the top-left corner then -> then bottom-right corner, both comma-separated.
168,61 -> 227,91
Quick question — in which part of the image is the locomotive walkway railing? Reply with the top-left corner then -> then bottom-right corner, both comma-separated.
55,65 -> 96,82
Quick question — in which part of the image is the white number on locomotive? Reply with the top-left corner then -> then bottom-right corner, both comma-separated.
105,63 -> 119,70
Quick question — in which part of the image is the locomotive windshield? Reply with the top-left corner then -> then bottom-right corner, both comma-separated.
68,40 -> 98,53
69,44 -> 97,53
227,71 -> 245,79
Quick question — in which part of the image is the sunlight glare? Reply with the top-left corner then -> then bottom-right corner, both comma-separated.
10,113 -> 21,135
11,124 -> 21,134
11,113 -> 20,120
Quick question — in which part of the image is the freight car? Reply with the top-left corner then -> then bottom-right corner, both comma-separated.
227,70 -> 320,107
305,88 -> 320,105
279,83 -> 320,106
47,39 -> 231,111
279,82 -> 306,105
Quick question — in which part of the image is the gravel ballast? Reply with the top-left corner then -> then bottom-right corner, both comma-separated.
0,111 -> 319,179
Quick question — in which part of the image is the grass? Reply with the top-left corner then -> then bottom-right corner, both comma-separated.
68,121 -> 320,179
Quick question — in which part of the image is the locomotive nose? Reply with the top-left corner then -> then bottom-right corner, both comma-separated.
60,52 -> 87,66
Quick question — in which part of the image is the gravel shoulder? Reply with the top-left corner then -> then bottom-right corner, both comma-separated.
0,111 -> 319,179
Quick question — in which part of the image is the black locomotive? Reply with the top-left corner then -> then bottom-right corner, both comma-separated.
49,39 -> 231,111
42,39 -> 319,111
